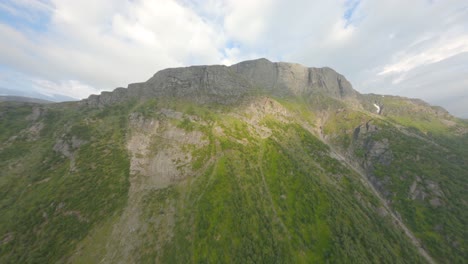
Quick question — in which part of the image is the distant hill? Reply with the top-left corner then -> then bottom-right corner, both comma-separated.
0,95 -> 53,104
0,86 -> 77,103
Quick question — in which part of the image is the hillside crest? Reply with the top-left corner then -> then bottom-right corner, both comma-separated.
83,58 -> 358,107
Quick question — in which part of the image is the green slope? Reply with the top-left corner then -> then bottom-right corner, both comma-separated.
0,95 -> 466,263
0,102 -> 132,263
323,97 -> 468,263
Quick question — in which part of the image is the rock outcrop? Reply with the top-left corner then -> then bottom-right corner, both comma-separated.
82,58 -> 358,107
231,58 -> 357,98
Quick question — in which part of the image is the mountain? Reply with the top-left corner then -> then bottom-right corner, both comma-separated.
83,58 -> 357,108
0,59 -> 466,263
0,87 -> 77,103
0,96 -> 53,104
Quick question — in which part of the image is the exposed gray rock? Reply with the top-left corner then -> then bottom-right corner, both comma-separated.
81,58 -> 359,108
368,174 -> 392,199
366,139 -> 393,166
26,122 -> 44,141
353,120 -> 378,140
429,198 -> 443,207
27,106 -> 44,121
230,58 -> 357,99
409,176 -> 445,207
410,179 -> 427,201
127,110 -> 208,190
351,123 -> 394,199
53,135 -> 87,172
159,108 -> 183,120
53,139 -> 73,158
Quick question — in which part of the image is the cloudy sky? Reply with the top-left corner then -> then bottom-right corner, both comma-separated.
0,0 -> 467,117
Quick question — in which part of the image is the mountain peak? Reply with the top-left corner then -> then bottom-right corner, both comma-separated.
2,59 -> 466,264
83,59 -> 358,107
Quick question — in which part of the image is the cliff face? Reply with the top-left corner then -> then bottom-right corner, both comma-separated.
230,58 -> 357,98
83,58 -> 358,107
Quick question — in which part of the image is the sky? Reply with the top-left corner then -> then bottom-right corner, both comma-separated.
0,0 -> 467,117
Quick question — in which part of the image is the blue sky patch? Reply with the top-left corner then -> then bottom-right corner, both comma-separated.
343,0 -> 360,26
0,0 -> 51,33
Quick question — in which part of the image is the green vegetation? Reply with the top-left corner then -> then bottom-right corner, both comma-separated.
368,127 -> 467,263
0,102 -> 131,263
122,118 -> 424,263
0,94 -> 466,263
323,109 -> 370,148
323,104 -> 468,263
0,102 -> 35,142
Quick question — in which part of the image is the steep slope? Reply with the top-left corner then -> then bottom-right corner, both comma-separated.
0,101 -> 131,263
0,59 -> 466,263
322,95 -> 468,263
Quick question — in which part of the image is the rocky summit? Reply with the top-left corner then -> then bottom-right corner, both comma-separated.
83,58 -> 356,107
0,59 -> 467,263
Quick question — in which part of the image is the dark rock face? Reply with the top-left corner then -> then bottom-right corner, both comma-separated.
353,120 -> 379,140
409,177 -> 445,207
351,120 -> 394,199
231,58 -> 357,98
365,138 -> 393,166
363,137 -> 394,199
82,58 -> 358,107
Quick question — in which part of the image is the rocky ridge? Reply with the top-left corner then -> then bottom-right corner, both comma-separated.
83,58 -> 357,107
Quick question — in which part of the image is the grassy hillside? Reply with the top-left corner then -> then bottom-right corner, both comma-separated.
323,98 -> 468,263
0,96 -> 466,263
0,102 -> 132,263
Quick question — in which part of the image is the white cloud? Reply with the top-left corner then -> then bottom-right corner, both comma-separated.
223,0 -> 272,46
0,0 -> 226,98
378,35 -> 468,77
